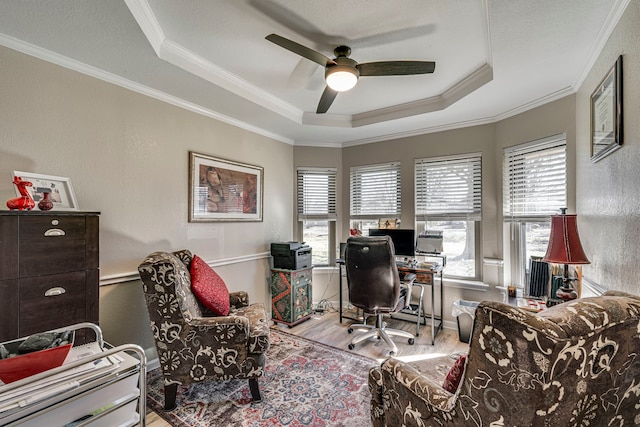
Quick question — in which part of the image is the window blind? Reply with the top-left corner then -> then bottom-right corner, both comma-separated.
296,167 -> 337,221
350,162 -> 401,219
415,153 -> 482,221
503,134 -> 567,222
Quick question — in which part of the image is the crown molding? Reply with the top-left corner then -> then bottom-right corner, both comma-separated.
300,64 -> 493,129
339,115 -> 498,148
353,64 -> 493,128
0,34 -> 293,145
125,0 -> 497,129
493,86 -> 575,122
301,113 -> 353,127
123,0 -> 164,54
125,0 -> 303,124
572,0 -> 631,91
159,39 -> 302,123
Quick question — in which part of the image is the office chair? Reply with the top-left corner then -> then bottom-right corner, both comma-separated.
345,236 -> 416,356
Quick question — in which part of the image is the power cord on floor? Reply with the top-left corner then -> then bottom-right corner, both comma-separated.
314,299 -> 337,315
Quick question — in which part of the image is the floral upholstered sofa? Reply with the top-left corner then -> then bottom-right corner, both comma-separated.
138,250 -> 270,409
369,290 -> 640,426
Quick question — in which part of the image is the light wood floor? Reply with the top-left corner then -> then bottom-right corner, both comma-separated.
145,310 -> 469,426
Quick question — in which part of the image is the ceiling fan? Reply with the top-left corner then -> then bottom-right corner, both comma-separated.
266,34 -> 436,114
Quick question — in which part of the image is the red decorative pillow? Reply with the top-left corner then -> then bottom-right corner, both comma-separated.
190,254 -> 230,316
442,354 -> 467,393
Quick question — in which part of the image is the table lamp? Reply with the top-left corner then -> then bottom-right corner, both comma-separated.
542,208 -> 590,301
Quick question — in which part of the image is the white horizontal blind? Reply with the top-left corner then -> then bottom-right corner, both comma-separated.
297,167 -> 337,221
415,153 -> 482,221
503,134 -> 567,222
350,162 -> 401,219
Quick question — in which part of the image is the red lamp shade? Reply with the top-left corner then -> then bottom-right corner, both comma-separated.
542,214 -> 590,265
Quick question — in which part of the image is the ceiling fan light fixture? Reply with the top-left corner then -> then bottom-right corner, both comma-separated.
326,66 -> 359,92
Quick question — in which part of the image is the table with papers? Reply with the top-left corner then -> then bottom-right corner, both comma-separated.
0,323 -> 146,427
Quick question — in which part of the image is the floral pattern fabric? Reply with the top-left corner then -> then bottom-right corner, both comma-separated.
369,291 -> 640,426
138,250 -> 270,390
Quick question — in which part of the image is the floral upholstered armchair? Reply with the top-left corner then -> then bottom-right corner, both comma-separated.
138,250 -> 270,410
369,290 -> 640,426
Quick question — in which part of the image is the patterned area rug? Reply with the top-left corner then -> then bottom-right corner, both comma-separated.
147,328 -> 377,426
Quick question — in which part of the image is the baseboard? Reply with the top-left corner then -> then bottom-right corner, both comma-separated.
146,355 -> 160,372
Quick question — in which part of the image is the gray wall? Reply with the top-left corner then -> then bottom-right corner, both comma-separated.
0,46 -> 295,354
495,94 -> 577,285
576,0 -> 640,294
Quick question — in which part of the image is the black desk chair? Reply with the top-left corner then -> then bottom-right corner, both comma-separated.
345,236 -> 416,356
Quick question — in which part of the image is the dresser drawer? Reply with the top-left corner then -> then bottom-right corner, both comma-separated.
415,273 -> 433,285
19,216 -> 87,277
19,272 -> 87,336
292,268 -> 312,286
0,279 -> 19,341
0,216 -> 19,280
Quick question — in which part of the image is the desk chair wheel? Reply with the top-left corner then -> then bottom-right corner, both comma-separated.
408,338 -> 415,345
347,328 -> 354,334
348,343 -> 355,350
389,350 -> 396,357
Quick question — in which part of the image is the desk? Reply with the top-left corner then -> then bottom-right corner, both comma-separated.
337,258 -> 445,344
395,264 -> 444,345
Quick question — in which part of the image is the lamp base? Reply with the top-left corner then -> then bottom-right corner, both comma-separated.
556,286 -> 578,301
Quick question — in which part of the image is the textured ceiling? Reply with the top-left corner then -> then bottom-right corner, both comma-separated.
0,0 -> 628,146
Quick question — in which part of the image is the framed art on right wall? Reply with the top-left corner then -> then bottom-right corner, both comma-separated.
590,55 -> 623,162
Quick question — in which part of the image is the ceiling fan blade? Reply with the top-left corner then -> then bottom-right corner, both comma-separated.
287,58 -> 323,89
266,34 -> 334,67
357,61 -> 436,76
316,86 -> 338,114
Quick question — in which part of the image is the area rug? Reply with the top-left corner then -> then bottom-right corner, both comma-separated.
146,328 -> 378,426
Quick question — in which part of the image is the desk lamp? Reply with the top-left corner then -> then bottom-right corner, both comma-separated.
542,208 -> 590,301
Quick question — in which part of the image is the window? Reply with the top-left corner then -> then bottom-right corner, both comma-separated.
503,134 -> 567,287
415,154 -> 482,279
297,167 -> 337,266
349,162 -> 401,234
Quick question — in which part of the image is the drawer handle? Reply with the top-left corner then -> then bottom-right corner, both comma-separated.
45,287 -> 66,297
44,228 -> 66,237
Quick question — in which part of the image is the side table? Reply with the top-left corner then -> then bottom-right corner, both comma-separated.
270,267 -> 313,327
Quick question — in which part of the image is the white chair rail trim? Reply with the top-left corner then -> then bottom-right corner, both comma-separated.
99,251 -> 271,286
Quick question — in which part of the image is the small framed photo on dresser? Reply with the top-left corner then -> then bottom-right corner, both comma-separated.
11,171 -> 79,211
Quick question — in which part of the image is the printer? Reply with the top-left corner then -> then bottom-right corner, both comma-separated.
270,242 -> 312,270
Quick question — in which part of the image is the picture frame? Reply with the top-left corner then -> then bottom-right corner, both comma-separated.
189,151 -> 263,222
378,218 -> 398,229
11,171 -> 79,211
590,55 -> 623,162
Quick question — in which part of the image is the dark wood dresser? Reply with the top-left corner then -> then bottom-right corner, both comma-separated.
0,211 -> 99,341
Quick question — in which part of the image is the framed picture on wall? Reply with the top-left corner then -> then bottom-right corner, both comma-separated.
590,55 -> 623,162
188,151 -> 263,222
11,171 -> 79,211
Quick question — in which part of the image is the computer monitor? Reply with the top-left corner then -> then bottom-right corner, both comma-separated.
368,229 -> 415,257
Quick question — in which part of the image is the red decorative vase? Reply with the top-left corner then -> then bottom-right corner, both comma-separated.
6,177 -> 35,211
38,191 -> 53,211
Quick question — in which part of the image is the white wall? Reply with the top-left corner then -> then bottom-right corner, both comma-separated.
0,46 -> 295,353
576,0 -> 640,294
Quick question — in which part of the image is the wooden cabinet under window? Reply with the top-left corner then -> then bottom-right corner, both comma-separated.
0,211 -> 99,342
270,267 -> 312,327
